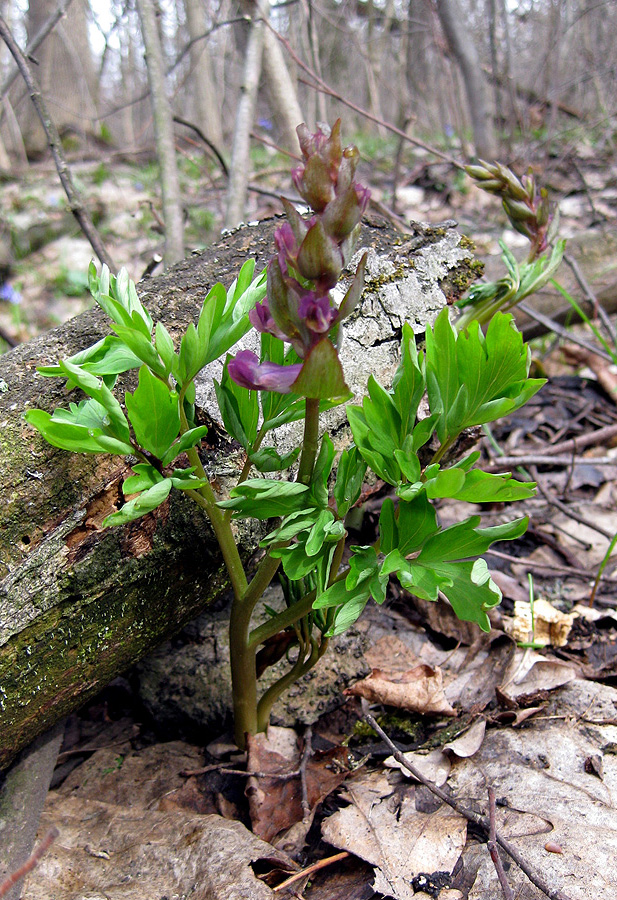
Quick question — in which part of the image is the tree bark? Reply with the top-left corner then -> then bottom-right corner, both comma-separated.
135,0 -> 185,267
0,215 -> 477,770
436,0 -> 496,160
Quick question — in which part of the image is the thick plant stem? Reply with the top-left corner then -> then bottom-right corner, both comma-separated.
297,398 -> 320,485
229,597 -> 259,747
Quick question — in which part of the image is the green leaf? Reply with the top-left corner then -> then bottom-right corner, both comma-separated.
379,498 -> 398,554
291,339 -> 350,400
169,468 -> 209,490
111,323 -> 166,377
424,558 -> 502,632
310,435 -> 335,508
123,463 -> 164,494
333,446 -> 367,518
103,478 -> 172,527
418,515 -> 528,563
155,322 -> 177,377
397,493 -> 438,554
214,359 -> 259,449
453,469 -> 536,503
218,479 -> 311,519
125,365 -> 181,459
37,335 -> 143,378
249,446 -> 301,472
58,360 -> 131,443
160,426 -> 208,467
24,409 -> 128,455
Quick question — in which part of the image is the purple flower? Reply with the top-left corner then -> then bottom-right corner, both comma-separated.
298,292 -> 337,334
227,350 -> 302,394
249,299 -> 287,341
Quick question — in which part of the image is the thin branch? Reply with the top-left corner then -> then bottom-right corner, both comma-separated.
263,18 -> 462,167
518,300 -> 614,363
487,787 -> 516,900
0,828 -> 58,898
366,715 -> 574,900
173,115 -> 229,177
0,15 -> 115,271
530,466 -> 615,541
517,423 -> 617,458
486,454 -> 616,469
563,252 -> 617,347
272,852 -> 350,893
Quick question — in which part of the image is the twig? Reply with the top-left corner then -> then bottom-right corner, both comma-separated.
487,787 -> 515,900
486,454 -> 616,469
0,15 -> 115,271
299,725 -> 313,823
563,253 -> 617,346
517,301 -> 614,363
272,851 -> 350,893
485,547 -> 609,582
518,423 -> 617,458
263,17 -> 462,167
530,466 -> 615,541
0,827 -> 58,898
365,715 -> 573,900
174,115 -> 229,177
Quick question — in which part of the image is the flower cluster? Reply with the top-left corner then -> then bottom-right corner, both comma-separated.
228,120 -> 370,399
465,160 -> 558,259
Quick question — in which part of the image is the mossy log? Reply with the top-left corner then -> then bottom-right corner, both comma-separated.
0,215 -> 476,769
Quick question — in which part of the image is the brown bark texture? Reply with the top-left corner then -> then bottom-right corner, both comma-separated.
0,215 -> 477,769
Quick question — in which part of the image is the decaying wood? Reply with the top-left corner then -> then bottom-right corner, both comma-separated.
0,215 -> 477,768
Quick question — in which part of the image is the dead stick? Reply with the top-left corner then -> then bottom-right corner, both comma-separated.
0,827 -> 58,898
272,851 -> 350,893
487,787 -> 515,900
365,715 -> 573,900
515,423 -> 617,458
0,15 -> 115,271
530,466 -> 615,541
486,454 -> 616,469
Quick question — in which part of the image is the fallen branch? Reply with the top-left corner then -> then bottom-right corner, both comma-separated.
0,14 -> 115,271
366,714 -> 574,900
487,786 -> 515,900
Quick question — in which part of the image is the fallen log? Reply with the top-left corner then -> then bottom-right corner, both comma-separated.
0,214 -> 477,768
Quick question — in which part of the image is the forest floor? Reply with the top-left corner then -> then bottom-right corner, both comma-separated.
2,135 -> 617,899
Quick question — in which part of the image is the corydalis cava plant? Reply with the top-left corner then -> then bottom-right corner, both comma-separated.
25,121 -> 545,749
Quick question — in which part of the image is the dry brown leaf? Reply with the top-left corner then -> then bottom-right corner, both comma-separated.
443,718 -> 487,758
346,664 -> 456,716
384,748 -> 451,786
499,648 -> 577,702
246,726 -> 352,845
322,771 -> 466,900
503,598 -> 576,648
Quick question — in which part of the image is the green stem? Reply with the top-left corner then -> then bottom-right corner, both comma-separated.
297,397 -> 320,485
256,633 -> 328,732
429,435 -> 457,467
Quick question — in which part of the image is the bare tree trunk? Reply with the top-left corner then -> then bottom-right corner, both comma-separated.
136,0 -> 185,267
262,20 -> 303,153
436,0 -> 496,159
183,0 -> 224,148
224,2 -> 265,228
18,0 -> 96,156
